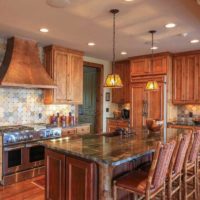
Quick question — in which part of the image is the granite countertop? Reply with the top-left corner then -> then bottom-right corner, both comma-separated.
40,128 -> 182,166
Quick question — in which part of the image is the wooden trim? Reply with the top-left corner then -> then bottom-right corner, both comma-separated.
129,52 -> 172,60
83,61 -> 104,133
44,45 -> 83,56
173,50 -> 200,57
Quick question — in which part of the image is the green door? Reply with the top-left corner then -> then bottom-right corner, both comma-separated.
78,67 -> 97,133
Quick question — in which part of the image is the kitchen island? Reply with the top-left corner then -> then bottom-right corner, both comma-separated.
40,128 -> 182,200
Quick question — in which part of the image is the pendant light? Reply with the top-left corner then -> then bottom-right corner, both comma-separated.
104,9 -> 123,88
145,30 -> 159,91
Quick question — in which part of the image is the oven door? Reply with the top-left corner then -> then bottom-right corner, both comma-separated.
3,144 -> 27,175
25,143 -> 45,168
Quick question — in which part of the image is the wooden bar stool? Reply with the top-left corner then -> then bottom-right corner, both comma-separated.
167,132 -> 192,200
183,131 -> 200,200
113,140 -> 176,200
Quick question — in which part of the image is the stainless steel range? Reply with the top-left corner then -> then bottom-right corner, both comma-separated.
0,124 -> 61,185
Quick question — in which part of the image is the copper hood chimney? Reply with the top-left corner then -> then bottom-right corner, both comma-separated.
0,37 -> 56,88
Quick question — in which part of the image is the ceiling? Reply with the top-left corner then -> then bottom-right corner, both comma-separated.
0,0 -> 200,60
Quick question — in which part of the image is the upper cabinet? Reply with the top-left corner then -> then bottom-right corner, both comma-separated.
130,53 -> 170,77
112,60 -> 130,104
44,45 -> 83,104
173,52 -> 200,104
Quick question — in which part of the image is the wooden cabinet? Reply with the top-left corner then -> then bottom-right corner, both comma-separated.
45,149 -> 66,200
44,45 -> 83,104
130,76 -> 164,129
66,157 -> 97,200
76,125 -> 90,135
112,60 -> 130,104
62,124 -> 91,136
130,54 -> 170,77
62,128 -> 76,137
106,119 -> 129,132
45,149 -> 97,200
173,52 -> 200,104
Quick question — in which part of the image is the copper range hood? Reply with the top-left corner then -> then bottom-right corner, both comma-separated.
0,37 -> 56,88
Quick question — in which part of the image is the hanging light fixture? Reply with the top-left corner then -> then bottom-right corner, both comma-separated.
146,30 -> 159,91
104,9 -> 123,88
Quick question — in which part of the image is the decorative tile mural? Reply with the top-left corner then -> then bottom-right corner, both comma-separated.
0,37 -> 75,126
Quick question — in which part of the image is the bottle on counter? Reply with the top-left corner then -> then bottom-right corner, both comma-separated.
51,114 -> 57,126
56,113 -> 60,126
61,115 -> 67,128
68,112 -> 75,126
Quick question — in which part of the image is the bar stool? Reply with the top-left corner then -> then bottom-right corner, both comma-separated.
183,131 -> 200,200
167,133 -> 192,200
113,140 -> 176,200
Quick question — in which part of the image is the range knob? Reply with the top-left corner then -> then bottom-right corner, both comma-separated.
29,135 -> 33,139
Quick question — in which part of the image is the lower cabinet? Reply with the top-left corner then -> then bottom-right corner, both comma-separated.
45,149 -> 97,200
45,149 -> 66,200
66,157 -> 96,200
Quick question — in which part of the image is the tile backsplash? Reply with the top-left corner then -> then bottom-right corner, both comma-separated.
0,37 -> 75,126
177,105 -> 200,121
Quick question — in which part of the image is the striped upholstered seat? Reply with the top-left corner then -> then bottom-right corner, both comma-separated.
183,131 -> 200,200
167,132 -> 192,200
113,140 -> 176,200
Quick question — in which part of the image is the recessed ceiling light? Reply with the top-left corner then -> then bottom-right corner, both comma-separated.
88,42 -> 96,46
47,0 -> 70,8
190,39 -> 199,44
40,28 -> 49,33
150,46 -> 158,50
124,0 -> 134,2
165,23 -> 176,28
121,51 -> 127,55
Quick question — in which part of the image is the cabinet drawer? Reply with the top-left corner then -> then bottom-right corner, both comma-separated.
117,121 -> 129,127
107,120 -> 118,126
76,126 -> 90,135
62,128 -> 76,137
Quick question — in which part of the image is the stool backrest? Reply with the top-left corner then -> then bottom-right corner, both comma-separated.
147,140 -> 176,191
170,133 -> 192,175
188,131 -> 200,163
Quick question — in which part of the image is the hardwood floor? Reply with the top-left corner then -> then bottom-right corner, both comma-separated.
0,176 -> 45,200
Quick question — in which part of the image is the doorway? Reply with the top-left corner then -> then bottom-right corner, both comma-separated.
78,62 -> 103,134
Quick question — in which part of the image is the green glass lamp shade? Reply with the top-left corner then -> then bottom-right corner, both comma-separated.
104,74 -> 123,88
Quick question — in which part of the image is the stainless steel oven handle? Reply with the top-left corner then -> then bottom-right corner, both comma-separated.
4,144 -> 25,151
26,143 -> 41,148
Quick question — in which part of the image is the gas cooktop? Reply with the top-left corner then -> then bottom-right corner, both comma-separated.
1,123 -> 62,146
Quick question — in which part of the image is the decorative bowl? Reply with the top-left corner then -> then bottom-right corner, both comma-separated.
146,118 -> 164,132
192,118 -> 200,125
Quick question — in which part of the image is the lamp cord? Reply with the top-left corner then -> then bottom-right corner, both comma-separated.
113,12 -> 116,77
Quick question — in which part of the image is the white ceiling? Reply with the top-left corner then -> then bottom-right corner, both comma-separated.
0,0 -> 200,60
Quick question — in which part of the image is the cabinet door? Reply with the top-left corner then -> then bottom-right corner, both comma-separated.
196,55 -> 200,103
66,157 -> 96,200
173,56 -> 185,104
148,83 -> 163,120
130,83 -> 146,129
45,149 -> 66,200
184,55 -> 196,103
54,50 -> 69,103
131,58 -> 150,76
173,55 -> 197,104
67,54 -> 83,104
151,56 -> 168,75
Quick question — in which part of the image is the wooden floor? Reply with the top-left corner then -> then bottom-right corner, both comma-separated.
0,176 -> 45,200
